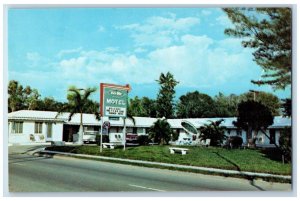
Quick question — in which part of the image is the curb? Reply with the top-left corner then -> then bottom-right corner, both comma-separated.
38,150 -> 291,181
9,142 -> 74,146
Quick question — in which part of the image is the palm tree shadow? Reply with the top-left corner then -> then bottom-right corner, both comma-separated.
23,145 -> 50,154
213,151 -> 265,191
9,155 -> 53,164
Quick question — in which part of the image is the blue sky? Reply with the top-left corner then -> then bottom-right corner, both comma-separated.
8,7 -> 291,102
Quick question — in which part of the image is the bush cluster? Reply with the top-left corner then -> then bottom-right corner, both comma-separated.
137,135 -> 150,145
96,134 -> 109,145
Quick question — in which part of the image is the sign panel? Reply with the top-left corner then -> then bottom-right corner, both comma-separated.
100,83 -> 130,117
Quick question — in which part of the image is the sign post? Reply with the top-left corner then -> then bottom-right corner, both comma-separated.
100,83 -> 130,152
100,117 -> 104,152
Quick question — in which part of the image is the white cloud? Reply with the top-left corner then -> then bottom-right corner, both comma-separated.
15,34 -> 261,101
216,15 -> 233,27
201,10 -> 212,16
145,16 -> 200,32
116,23 -> 139,30
51,34 -> 257,91
97,25 -> 105,32
134,47 -> 147,53
57,47 -> 83,58
216,38 -> 252,54
26,52 -> 41,67
181,35 -> 213,49
117,15 -> 200,48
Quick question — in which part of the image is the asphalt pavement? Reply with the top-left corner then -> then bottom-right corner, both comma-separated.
7,145 -> 292,194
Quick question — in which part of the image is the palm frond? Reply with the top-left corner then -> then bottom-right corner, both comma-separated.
68,112 -> 75,122
83,87 -> 97,101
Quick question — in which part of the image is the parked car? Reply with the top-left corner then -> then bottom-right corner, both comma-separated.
83,131 -> 98,143
126,133 -> 139,145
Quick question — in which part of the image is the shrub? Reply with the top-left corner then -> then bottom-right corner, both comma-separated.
279,127 -> 292,163
149,118 -> 172,145
29,134 -> 35,142
171,131 -> 179,141
137,135 -> 150,145
39,135 -> 45,141
96,134 -> 109,145
227,136 -> 243,148
199,119 -> 226,146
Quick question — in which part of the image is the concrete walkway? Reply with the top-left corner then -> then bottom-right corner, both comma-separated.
37,149 -> 291,182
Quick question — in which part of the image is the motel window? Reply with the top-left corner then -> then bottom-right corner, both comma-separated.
46,123 -> 52,138
11,122 -> 23,134
35,122 -> 43,134
84,126 -> 94,131
116,127 -> 123,133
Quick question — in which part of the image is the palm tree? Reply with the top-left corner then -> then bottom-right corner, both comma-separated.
56,86 -> 100,145
149,118 -> 172,145
8,80 -> 24,112
156,72 -> 179,118
199,119 -> 227,146
156,72 -> 178,89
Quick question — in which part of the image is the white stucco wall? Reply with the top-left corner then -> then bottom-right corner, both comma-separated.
52,123 -> 64,141
256,130 -> 280,146
8,120 -> 64,144
177,129 -> 193,144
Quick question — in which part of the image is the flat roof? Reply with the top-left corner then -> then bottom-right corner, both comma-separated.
8,110 -> 291,128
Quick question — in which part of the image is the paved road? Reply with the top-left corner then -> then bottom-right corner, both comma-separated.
8,145 -> 291,193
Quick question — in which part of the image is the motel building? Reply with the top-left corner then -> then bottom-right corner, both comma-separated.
8,110 -> 291,147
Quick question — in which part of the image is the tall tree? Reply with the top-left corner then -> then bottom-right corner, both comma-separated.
234,100 -> 274,146
25,89 -> 41,110
240,91 -> 281,116
140,97 -> 157,117
39,97 -> 58,111
56,86 -> 100,144
213,93 -> 240,117
8,80 -> 24,112
128,96 -> 145,117
8,80 -> 41,112
224,8 -> 292,90
281,98 -> 291,117
176,91 -> 216,118
156,72 -> 179,118
128,96 -> 157,117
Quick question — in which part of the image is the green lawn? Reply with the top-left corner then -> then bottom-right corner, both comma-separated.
46,145 -> 291,175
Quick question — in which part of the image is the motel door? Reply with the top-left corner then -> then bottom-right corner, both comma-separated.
46,123 -> 53,141
269,129 -> 275,144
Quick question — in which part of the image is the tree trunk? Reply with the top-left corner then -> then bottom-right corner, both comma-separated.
77,112 -> 84,145
160,135 -> 164,145
247,126 -> 253,145
10,103 -> 16,112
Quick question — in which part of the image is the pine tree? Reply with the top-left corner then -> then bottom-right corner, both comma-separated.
224,8 -> 292,90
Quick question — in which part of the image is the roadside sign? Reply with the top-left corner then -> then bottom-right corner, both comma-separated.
100,83 -> 131,153
100,83 -> 130,118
